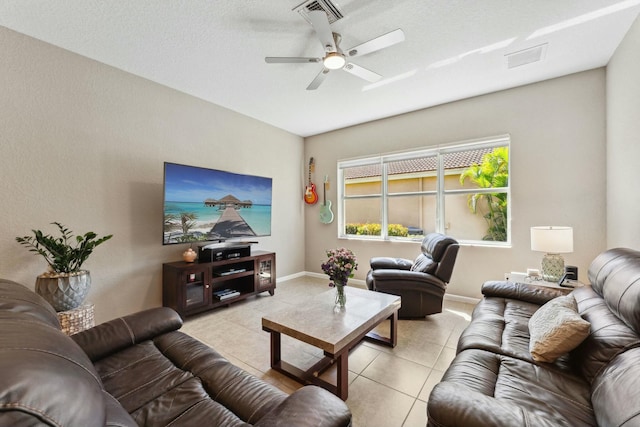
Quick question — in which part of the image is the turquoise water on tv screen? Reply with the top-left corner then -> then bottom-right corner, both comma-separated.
164,201 -> 272,236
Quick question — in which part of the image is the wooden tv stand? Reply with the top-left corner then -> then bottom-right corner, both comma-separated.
162,249 -> 275,317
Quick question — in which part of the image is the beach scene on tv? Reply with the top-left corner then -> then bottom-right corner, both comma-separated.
163,163 -> 272,245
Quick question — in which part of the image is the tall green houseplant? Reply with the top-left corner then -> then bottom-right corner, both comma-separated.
459,147 -> 509,241
16,222 -> 112,311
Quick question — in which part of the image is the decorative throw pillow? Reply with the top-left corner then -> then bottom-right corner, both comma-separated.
528,294 -> 590,363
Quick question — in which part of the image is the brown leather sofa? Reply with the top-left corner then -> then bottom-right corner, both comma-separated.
366,233 -> 459,318
427,248 -> 640,427
0,279 -> 352,427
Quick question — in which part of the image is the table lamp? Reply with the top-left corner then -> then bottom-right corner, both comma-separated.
530,226 -> 573,282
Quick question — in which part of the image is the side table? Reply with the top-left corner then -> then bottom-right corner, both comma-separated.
57,303 -> 95,336
505,272 -> 584,295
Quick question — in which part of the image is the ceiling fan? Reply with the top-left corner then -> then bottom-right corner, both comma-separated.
265,10 -> 405,90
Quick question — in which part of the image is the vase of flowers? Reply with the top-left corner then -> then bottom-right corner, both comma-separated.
321,248 -> 358,309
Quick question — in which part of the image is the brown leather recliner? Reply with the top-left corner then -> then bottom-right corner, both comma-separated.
365,233 -> 459,318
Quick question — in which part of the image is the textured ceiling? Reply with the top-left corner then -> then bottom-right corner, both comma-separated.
1,0 -> 639,137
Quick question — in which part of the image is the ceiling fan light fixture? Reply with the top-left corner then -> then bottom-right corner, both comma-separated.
323,52 -> 346,69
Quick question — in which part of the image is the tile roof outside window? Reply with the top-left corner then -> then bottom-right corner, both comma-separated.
344,148 -> 494,179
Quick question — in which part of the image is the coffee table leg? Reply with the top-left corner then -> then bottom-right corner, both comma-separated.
363,309 -> 399,348
389,310 -> 398,347
336,352 -> 348,400
270,331 -> 281,367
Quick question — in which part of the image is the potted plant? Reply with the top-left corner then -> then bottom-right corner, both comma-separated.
16,222 -> 112,311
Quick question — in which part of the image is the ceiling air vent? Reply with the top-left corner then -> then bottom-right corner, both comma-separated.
505,43 -> 548,69
293,0 -> 344,24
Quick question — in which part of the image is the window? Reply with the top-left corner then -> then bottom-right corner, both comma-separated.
337,135 -> 510,245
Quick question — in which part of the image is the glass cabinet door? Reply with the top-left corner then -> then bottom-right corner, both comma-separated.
183,269 -> 209,309
257,256 -> 274,289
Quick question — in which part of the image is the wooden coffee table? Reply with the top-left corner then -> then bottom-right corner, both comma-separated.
261,286 -> 401,400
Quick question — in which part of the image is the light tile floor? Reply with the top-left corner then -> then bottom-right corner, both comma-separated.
181,276 -> 475,427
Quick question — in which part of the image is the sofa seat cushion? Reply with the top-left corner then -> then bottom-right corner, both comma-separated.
528,294 -> 590,363
93,330 -> 286,426
428,349 -> 596,427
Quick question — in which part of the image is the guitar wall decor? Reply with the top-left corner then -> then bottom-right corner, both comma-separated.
319,175 -> 334,224
304,157 -> 318,205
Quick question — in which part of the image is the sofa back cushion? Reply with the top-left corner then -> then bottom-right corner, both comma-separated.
411,233 -> 459,282
0,312 -> 109,426
421,233 -> 457,262
0,279 -> 60,327
0,279 -> 136,427
411,253 -> 437,274
72,307 -> 183,362
587,248 -> 640,334
572,286 -> 640,384
591,347 -> 640,427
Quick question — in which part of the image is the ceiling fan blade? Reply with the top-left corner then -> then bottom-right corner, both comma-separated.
307,68 -> 330,90
308,10 -> 336,53
345,29 -> 405,58
265,57 -> 321,64
343,63 -> 382,83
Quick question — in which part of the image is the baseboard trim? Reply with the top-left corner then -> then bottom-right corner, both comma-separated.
444,293 -> 480,304
284,272 -> 479,303
277,271 -> 308,282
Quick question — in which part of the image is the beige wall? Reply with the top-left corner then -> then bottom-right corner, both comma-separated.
606,15 -> 640,248
0,27 -> 305,323
305,69 -> 607,299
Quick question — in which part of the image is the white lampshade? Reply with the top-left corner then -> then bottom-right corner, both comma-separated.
530,226 -> 573,253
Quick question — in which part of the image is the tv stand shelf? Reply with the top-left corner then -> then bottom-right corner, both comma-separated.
162,250 -> 276,317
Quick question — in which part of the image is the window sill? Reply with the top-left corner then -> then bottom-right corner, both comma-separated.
338,235 -> 511,248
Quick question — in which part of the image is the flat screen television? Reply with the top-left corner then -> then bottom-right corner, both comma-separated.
163,162 -> 272,245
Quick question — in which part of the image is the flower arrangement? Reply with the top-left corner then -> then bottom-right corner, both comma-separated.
321,247 -> 358,286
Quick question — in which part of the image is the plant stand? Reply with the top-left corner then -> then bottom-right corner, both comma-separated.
57,303 -> 95,336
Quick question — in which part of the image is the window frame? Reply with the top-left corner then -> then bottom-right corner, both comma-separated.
337,135 -> 511,246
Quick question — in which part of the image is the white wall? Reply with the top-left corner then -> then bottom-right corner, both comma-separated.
0,27 -> 305,323
606,16 -> 640,248
305,69 -> 607,299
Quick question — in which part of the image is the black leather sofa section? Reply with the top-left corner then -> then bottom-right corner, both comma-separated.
0,279 -> 352,427
427,248 -> 640,427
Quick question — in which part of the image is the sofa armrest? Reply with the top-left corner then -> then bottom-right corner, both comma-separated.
371,269 -> 446,294
481,280 -> 567,306
254,386 -> 351,427
71,307 -> 183,361
369,257 -> 413,271
428,382 -> 555,427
